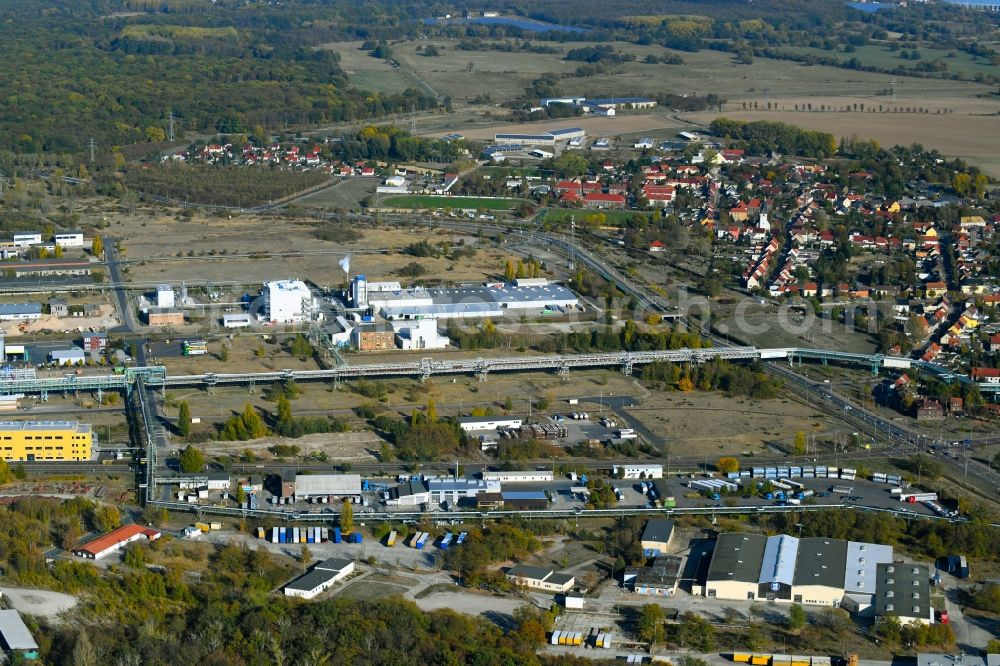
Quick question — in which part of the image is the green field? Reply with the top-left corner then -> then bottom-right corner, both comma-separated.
382,195 -> 527,210
780,43 -> 1000,82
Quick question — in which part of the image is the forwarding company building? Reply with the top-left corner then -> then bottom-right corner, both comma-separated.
705,532 -> 902,616
352,276 -> 580,321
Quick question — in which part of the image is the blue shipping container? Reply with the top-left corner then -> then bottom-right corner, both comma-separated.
351,532 -> 363,544
334,527 -> 342,543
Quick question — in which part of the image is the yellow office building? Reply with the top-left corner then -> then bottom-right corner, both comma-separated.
0,421 -> 94,462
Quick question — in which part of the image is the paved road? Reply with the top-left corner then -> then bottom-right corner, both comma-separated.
104,237 -> 138,334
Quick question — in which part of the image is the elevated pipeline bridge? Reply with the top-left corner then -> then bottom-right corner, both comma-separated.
0,348 -> 996,397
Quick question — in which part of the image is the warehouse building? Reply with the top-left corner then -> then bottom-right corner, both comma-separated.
427,477 -> 498,504
353,275 -> 580,320
840,541 -> 893,616
875,563 -> 932,625
0,610 -> 39,661
293,474 -> 361,501
482,470 -> 553,483
12,260 -> 92,277
54,231 -> 84,247
705,532 -> 896,608
264,279 -> 313,324
222,313 -> 252,328
147,307 -> 184,327
381,302 -> 502,321
386,479 -> 431,506
459,416 -> 524,432
50,348 -> 86,366
501,491 -> 549,510
393,318 -> 449,350
0,420 -> 94,462
640,519 -> 675,557
73,523 -> 161,560
624,555 -> 683,596
284,557 -> 355,600
507,564 -> 575,592
0,303 -> 42,322
791,537 -> 849,605
615,464 -> 663,479
495,133 -> 556,147
706,533 -> 768,600
12,233 -> 42,247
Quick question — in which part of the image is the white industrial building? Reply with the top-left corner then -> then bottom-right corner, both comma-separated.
264,279 -> 313,324
12,233 -> 41,247
482,470 -> 553,483
293,473 -> 361,501
0,303 -> 42,322
330,315 -> 354,347
157,285 -> 175,309
352,276 -> 580,321
381,302 -> 502,321
459,416 -> 524,432
614,464 -> 663,479
50,348 -> 86,366
393,318 -> 449,350
427,477 -> 499,503
386,479 -> 432,506
54,231 -> 84,248
284,558 -> 355,600
350,276 -> 406,308
222,313 -> 251,328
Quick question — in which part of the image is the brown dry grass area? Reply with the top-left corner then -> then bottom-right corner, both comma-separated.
197,431 -> 381,462
685,103 -> 1000,176
118,212 -> 511,287
626,390 -> 830,456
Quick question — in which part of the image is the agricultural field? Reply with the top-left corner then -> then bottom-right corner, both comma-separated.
779,42 -> 1000,82
350,37 -> 996,106
683,105 -> 1000,177
380,195 -> 528,210
343,36 -> 1000,172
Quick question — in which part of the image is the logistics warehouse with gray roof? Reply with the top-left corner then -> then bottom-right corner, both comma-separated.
702,531 -> 922,618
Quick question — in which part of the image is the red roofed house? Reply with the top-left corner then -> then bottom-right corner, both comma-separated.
729,201 -> 749,223
916,399 -> 945,421
642,184 -> 676,207
583,193 -> 626,210
73,524 -> 161,560
971,367 -> 1000,384
649,240 -> 666,253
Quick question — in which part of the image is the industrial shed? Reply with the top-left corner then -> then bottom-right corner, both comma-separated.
0,610 -> 39,661
284,558 -> 355,600
293,474 -> 362,501
640,519 -> 674,557
73,524 -> 161,560
507,564 -> 575,593
501,491 -> 549,510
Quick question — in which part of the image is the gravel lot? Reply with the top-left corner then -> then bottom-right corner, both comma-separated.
2,587 -> 78,619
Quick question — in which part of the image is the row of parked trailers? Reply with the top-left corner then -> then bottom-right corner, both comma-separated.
733,654 -> 835,666
265,527 -> 363,544
736,466 -> 858,481
406,531 -> 468,550
549,631 -> 614,649
500,423 -> 568,440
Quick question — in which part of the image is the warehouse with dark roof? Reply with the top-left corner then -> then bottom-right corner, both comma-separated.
704,531 -> 897,608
